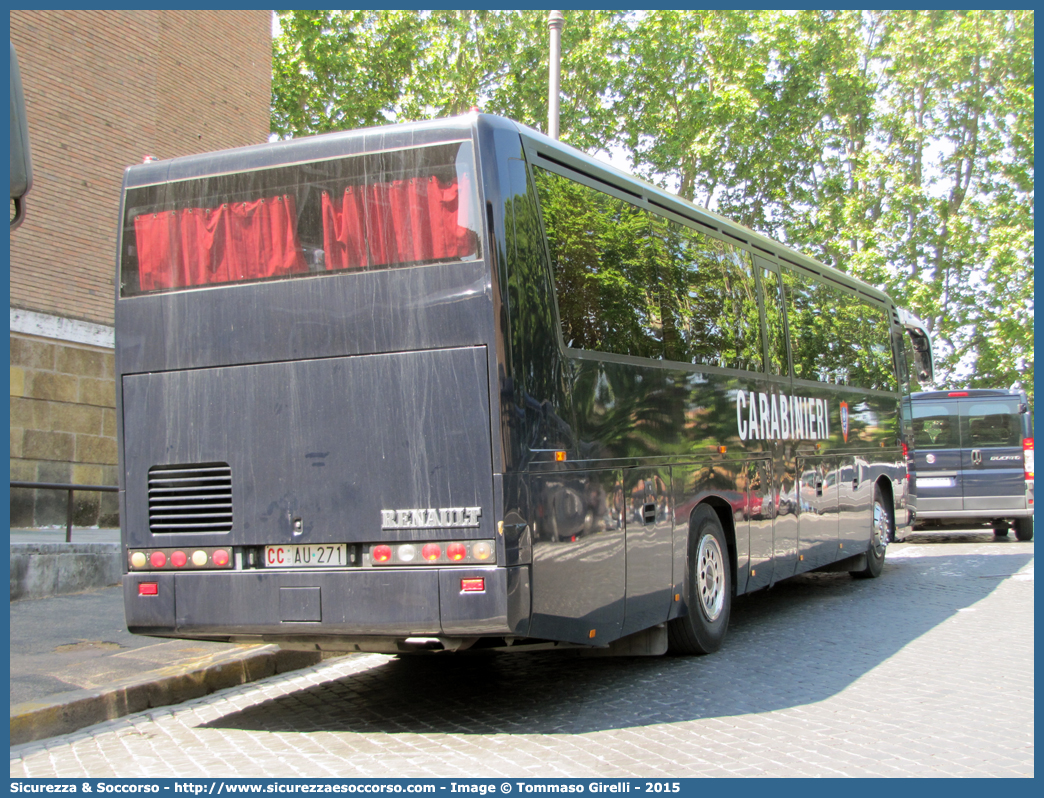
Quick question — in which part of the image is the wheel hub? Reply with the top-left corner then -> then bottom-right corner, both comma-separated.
872,501 -> 890,556
696,534 -> 725,621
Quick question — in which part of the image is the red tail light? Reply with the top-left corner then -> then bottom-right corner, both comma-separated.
1024,438 -> 1034,480
372,545 -> 392,563
446,543 -> 467,561
422,544 -> 442,561
948,391 -> 969,397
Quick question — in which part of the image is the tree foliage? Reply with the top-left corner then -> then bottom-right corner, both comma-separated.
271,10 -> 1033,401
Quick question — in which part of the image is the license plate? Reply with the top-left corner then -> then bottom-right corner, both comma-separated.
917,477 -> 953,488
264,544 -> 349,568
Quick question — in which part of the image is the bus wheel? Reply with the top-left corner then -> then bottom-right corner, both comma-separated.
1015,516 -> 1033,541
853,485 -> 891,579
668,505 -> 731,655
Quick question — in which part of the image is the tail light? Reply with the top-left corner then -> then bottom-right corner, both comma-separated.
129,547 -> 234,571
368,541 -> 496,566
902,441 -> 910,483
1024,438 -> 1034,480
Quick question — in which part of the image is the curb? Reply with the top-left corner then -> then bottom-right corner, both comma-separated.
10,645 -> 323,746
10,543 -> 122,601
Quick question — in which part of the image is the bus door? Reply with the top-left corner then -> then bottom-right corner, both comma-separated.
620,467 -> 673,636
796,454 -> 839,568
528,469 -> 626,646
746,459 -> 774,591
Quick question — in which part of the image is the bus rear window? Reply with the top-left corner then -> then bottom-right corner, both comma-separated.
120,141 -> 480,296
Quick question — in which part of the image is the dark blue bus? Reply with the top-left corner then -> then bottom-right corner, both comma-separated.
116,114 -> 935,656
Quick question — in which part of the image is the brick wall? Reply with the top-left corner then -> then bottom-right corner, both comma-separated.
10,10 -> 272,326
10,11 -> 271,528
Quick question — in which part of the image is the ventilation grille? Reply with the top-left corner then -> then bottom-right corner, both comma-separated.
148,463 -> 232,534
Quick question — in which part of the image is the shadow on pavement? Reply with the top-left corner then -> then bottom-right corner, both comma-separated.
202,546 -> 1033,735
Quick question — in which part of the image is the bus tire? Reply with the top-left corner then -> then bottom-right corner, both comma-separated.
853,485 -> 891,579
668,505 -> 731,655
1015,516 -> 1033,541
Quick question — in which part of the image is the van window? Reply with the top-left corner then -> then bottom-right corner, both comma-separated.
911,401 -> 959,449
962,401 -> 1021,447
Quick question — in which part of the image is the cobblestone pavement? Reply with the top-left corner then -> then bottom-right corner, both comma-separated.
11,531 -> 1033,778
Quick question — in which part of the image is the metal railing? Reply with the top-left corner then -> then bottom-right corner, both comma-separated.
10,481 -> 119,542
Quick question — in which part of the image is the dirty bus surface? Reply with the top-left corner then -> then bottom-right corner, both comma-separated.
116,114 -> 934,657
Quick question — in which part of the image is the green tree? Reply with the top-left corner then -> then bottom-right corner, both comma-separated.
271,10 -> 424,136
270,10 -> 1033,401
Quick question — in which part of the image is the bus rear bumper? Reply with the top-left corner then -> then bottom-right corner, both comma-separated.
124,566 -> 530,639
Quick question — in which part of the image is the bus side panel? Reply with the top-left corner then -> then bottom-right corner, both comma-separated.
620,466 -> 674,637
526,469 -> 626,646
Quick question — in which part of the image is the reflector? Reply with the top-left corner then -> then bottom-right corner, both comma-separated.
139,582 -> 159,596
460,577 -> 485,592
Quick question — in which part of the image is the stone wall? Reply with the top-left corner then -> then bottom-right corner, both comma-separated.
10,331 -> 119,527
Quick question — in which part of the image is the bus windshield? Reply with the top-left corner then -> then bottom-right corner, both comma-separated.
119,140 -> 481,296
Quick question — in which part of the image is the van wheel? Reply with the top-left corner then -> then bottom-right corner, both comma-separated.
853,486 -> 891,579
1015,517 -> 1033,541
668,505 -> 731,655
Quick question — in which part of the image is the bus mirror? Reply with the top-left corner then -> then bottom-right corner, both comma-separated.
896,306 -> 935,387
908,329 -> 934,385
10,41 -> 33,231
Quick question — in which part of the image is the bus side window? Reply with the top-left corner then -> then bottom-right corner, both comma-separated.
758,265 -> 788,376
532,165 -> 764,372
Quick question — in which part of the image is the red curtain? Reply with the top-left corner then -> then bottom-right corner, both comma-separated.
134,195 -> 307,291
321,173 -> 475,271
